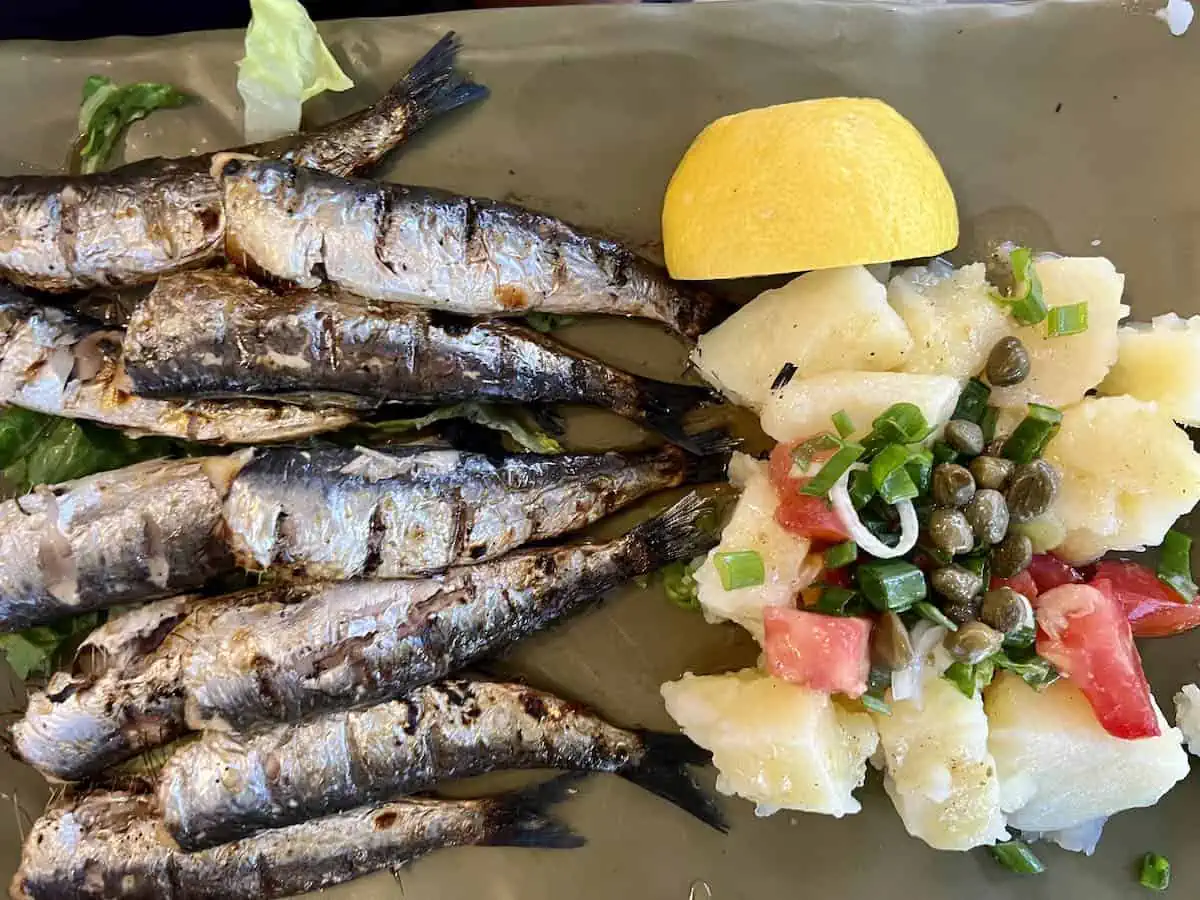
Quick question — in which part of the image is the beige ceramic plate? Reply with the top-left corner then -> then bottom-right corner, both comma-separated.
2,2 -> 1199,898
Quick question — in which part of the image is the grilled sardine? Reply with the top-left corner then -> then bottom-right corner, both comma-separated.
12,778 -> 581,900
0,291 -> 358,443
0,33 -> 485,292
123,270 -> 717,442
160,678 -> 723,850
216,157 -> 724,339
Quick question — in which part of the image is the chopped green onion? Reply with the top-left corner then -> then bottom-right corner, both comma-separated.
790,432 -> 842,472
980,406 -> 1000,444
832,409 -> 855,439
905,448 -> 934,495
1139,853 -> 1170,891
1046,302 -> 1089,338
712,550 -> 765,591
1001,404 -> 1063,464
960,552 -> 991,586
848,469 -> 875,509
990,841 -> 1046,875
952,379 -> 992,425
995,247 -> 1049,326
994,652 -> 1058,690
660,557 -> 705,610
815,585 -> 859,616
858,560 -> 927,612
859,693 -> 891,715
1158,528 -> 1197,602
870,444 -> 912,490
932,441 -> 959,465
868,403 -> 930,445
801,442 -> 865,497
914,601 -> 959,631
878,466 -> 919,504
824,541 -> 858,570
944,659 -> 996,698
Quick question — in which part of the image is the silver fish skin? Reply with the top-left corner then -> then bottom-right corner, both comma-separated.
0,454 -> 244,632
0,291 -> 358,443
123,270 -> 714,433
160,678 -> 722,850
222,443 -> 708,578
184,490 -> 719,730
13,597 -> 200,782
0,33 -> 486,293
12,779 -> 581,900
216,158 -> 725,340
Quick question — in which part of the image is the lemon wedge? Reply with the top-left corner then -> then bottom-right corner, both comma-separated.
662,98 -> 958,280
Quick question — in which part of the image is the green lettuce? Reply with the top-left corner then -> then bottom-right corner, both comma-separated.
76,76 -> 189,174
369,403 -> 563,455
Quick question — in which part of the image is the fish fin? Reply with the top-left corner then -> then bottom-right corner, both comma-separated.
624,492 -> 719,569
397,32 -> 489,123
484,774 -> 586,850
681,445 -> 733,485
673,289 -> 733,342
635,379 -> 730,455
622,731 -> 726,832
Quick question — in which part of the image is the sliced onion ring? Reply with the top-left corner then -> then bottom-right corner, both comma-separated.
829,463 -> 918,560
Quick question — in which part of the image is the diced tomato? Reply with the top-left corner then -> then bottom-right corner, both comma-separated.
768,440 -> 852,544
1091,560 -> 1200,638
1027,553 -> 1085,594
762,606 -> 871,698
1035,581 -> 1160,740
990,570 -> 1039,599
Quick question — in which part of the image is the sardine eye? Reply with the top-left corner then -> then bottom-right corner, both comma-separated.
220,158 -> 245,179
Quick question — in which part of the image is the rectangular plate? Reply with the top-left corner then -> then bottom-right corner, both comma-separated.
1,3 -> 1198,898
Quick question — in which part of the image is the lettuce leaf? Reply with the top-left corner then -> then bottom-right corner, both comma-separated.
369,403 -> 564,455
76,76 -> 189,174
237,0 -> 354,142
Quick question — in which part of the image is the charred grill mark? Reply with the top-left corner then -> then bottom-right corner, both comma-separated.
251,655 -> 282,715
373,810 -> 398,831
400,697 -> 420,736
361,502 -> 389,578
372,190 -> 400,278
519,691 -> 548,721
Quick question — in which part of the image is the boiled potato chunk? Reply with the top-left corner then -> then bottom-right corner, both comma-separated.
693,453 -> 816,642
1099,314 -> 1200,425
760,371 -> 962,444
1040,396 -> 1200,563
691,266 -> 912,409
889,263 -> 1011,379
985,671 -> 1188,832
662,669 -> 878,817
873,673 -> 1007,850
989,257 -> 1128,408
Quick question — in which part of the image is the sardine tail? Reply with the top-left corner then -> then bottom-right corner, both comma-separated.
623,731 -> 726,832
635,379 -> 730,455
484,774 -> 586,850
681,445 -> 733,485
398,32 -> 489,123
623,492 -> 719,570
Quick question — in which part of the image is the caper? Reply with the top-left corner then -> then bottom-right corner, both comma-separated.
969,455 -> 1015,492
944,419 -> 985,457
964,489 -> 1009,546
944,620 -> 1004,664
1005,459 -> 1061,524
928,508 -> 975,556
986,336 -> 1031,387
943,596 -> 983,626
872,611 -> 915,670
990,532 -> 1033,578
931,463 -> 976,508
980,587 -> 1035,638
930,565 -> 984,607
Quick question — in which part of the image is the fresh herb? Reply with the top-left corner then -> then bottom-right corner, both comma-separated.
905,448 -> 934,495
993,247 -> 1049,326
859,693 -> 891,715
660,556 -> 705,610
770,362 -> 798,392
914,601 -> 959,631
867,403 -> 930,447
815,585 -> 860,616
945,657 -> 996,698
832,409 -> 855,438
980,406 -> 1000,444
824,541 -> 858,570
524,312 -> 579,334
1158,528 -> 1197,602
1046,302 -> 1089,338
1139,853 -> 1170,891
959,552 -> 991,588
932,440 -> 959,465
712,550 -> 765,591
994,651 -> 1059,689
0,612 -> 100,681
858,560 -> 926,612
1001,403 -> 1063,464
952,379 -> 991,425
76,76 -> 189,174
800,441 -> 865,497
989,841 -> 1046,875
368,403 -> 563,454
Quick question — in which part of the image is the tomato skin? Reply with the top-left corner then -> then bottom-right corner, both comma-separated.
1091,560 -> 1200,638
990,570 -> 1039,599
768,441 -> 852,543
762,607 -> 872,697
1035,581 -> 1160,740
1027,554 -> 1085,594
